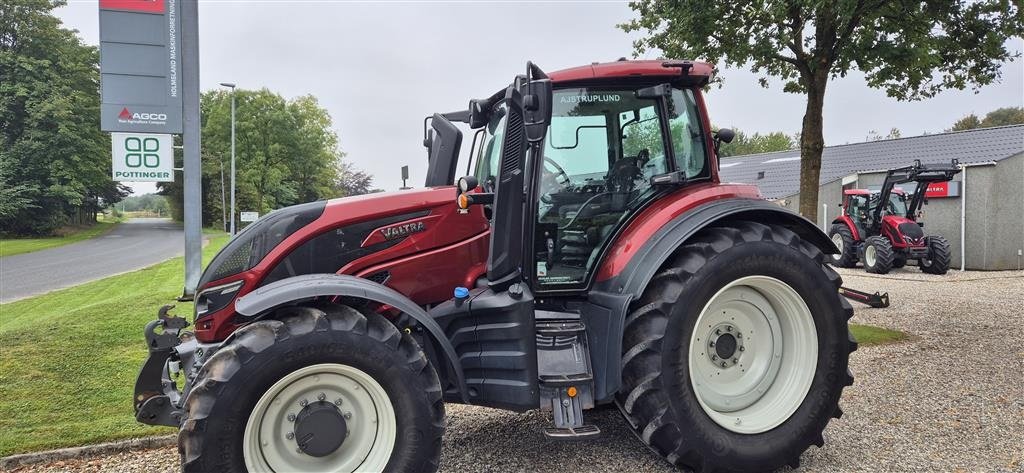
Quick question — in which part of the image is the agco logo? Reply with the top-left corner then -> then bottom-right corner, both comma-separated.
380,222 -> 425,241
118,107 -> 168,122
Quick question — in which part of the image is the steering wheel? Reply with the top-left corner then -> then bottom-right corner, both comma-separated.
544,157 -> 571,186
540,157 -> 572,204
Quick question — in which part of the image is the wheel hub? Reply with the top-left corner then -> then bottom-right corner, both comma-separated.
293,401 -> 347,457
706,323 -> 744,368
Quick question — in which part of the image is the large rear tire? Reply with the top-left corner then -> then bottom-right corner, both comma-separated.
827,224 -> 858,267
178,304 -> 444,473
920,235 -> 952,275
616,221 -> 856,472
862,236 -> 894,274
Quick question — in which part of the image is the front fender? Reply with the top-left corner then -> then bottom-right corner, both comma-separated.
234,273 -> 468,402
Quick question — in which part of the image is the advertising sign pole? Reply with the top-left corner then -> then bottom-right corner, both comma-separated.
180,0 -> 202,298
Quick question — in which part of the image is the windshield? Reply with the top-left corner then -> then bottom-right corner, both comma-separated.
882,193 -> 908,216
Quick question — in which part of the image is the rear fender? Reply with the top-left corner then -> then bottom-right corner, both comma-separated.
831,215 -> 860,241
584,198 -> 835,402
234,273 -> 468,402
597,198 -> 836,299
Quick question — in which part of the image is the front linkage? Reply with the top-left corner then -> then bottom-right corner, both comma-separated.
134,305 -> 210,427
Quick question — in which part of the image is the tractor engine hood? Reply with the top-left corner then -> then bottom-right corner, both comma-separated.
194,187 -> 490,326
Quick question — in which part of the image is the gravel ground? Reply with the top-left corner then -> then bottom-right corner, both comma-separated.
7,268 -> 1023,472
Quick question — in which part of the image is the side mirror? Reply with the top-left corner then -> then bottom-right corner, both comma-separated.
523,78 -> 552,143
716,128 -> 735,144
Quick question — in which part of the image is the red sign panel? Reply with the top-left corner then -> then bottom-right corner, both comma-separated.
924,181 -> 950,198
99,0 -> 165,14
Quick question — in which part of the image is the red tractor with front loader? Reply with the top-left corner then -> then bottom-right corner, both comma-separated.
828,160 -> 961,274
135,60 -> 857,473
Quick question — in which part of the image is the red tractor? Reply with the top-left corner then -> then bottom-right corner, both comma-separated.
135,61 -> 856,473
828,160 -> 961,274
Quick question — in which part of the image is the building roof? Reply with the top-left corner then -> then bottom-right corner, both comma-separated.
718,125 -> 1024,199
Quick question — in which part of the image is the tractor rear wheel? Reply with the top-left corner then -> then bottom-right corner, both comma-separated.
862,236 -> 894,274
827,224 -> 858,267
920,235 -> 952,274
616,221 -> 856,472
178,304 -> 445,473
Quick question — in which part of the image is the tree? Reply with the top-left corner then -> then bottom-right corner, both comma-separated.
334,161 -> 378,196
160,88 -> 352,227
718,128 -> 796,157
1,0 -> 129,235
866,127 -> 902,141
950,107 -> 1024,131
622,1 -> 1023,220
950,114 -> 982,131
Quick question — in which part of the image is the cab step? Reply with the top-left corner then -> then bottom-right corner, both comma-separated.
537,319 -> 601,440
543,424 -> 601,440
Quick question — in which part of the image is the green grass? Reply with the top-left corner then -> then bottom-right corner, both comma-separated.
0,221 -> 121,257
0,235 -> 229,456
850,323 -> 908,346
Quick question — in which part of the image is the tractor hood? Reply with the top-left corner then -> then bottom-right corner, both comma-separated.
197,186 -> 489,302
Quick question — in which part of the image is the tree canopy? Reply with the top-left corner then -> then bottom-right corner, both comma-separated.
949,107 -> 1024,131
1,0 -> 129,235
622,0 -> 1023,220
718,129 -> 796,157
159,88 -> 374,228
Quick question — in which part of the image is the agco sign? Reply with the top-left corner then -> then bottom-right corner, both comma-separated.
117,107 -> 169,123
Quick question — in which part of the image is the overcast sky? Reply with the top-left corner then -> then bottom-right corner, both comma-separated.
57,1 -> 1023,195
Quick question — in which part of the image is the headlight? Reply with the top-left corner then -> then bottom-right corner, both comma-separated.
195,280 -> 244,319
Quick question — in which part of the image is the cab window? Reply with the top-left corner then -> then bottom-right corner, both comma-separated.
534,88 -> 672,287
667,88 -> 708,178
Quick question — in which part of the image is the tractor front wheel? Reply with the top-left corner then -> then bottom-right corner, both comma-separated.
920,235 -> 952,274
178,304 -> 444,473
616,221 -> 856,472
862,236 -> 894,274
828,224 -> 858,267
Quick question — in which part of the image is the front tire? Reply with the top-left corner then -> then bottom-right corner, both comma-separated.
920,235 -> 952,274
616,221 -> 856,472
862,236 -> 894,274
178,304 -> 444,473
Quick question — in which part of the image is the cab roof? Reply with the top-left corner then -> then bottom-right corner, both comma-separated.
844,188 -> 906,196
548,60 -> 715,86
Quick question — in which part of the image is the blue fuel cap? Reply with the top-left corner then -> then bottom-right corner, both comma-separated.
454,287 -> 470,299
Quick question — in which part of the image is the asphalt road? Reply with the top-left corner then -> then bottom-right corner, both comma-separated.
0,218 -> 184,303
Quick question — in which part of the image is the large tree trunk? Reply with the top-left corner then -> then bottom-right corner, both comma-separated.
798,81 -> 828,222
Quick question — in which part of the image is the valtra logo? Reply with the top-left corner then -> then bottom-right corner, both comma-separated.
117,107 -> 168,123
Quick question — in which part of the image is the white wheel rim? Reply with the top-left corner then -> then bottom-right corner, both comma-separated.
688,276 -> 818,434
244,363 -> 396,473
830,233 -> 844,260
865,245 -> 877,268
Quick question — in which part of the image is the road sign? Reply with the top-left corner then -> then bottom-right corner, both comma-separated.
99,0 -> 183,133
111,133 -> 174,182
240,212 -> 259,222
